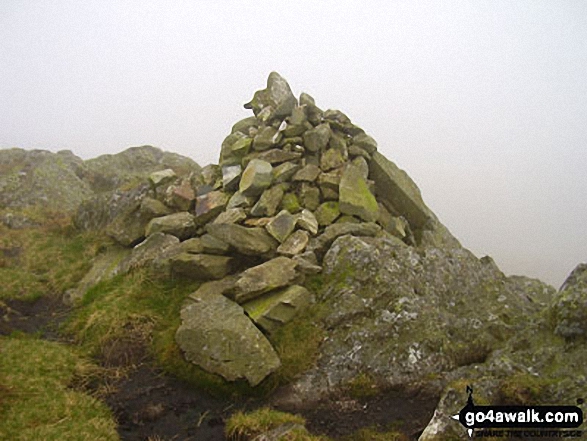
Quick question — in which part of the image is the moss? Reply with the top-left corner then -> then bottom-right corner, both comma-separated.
498,373 -> 551,405
0,335 -> 118,440
342,426 -> 408,441
345,373 -> 379,399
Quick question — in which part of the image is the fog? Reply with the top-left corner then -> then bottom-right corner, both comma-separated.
1,0 -> 586,287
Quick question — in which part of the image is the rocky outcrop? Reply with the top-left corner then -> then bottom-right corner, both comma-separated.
551,263 -> 587,339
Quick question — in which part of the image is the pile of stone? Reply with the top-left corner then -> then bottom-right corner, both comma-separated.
76,72 -> 436,386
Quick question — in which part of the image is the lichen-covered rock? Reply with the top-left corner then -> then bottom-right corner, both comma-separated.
243,285 -> 313,334
266,210 -> 297,243
250,185 -> 285,217
295,209 -> 319,235
369,151 -> 432,231
277,230 -> 310,256
551,263 -> 587,339
213,207 -> 247,225
206,223 -> 278,256
145,212 -> 196,240
292,164 -> 321,182
149,168 -> 177,187
171,253 -> 234,280
239,159 -> 273,197
314,201 -> 340,226
338,164 -> 378,222
195,190 -> 229,225
244,71 -> 298,120
230,257 -> 300,304
303,124 -> 331,153
176,291 -> 280,386
114,233 -> 179,275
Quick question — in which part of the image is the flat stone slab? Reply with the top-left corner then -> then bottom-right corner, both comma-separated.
206,223 -> 278,256
176,291 -> 281,386
230,256 -> 299,304
243,285 -> 313,335
145,212 -> 196,240
171,253 -> 234,280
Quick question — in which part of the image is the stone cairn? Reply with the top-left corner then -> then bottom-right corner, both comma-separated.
103,72 -> 433,386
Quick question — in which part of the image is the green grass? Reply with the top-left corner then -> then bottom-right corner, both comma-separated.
0,216 -> 104,302
0,335 -> 119,441
225,407 -> 329,441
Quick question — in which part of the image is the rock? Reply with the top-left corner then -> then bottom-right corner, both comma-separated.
253,126 -> 281,151
244,217 -> 273,228
231,116 -> 259,135
166,179 -> 196,211
317,170 -> 341,198
195,190 -> 229,225
195,164 -> 222,190
292,164 -> 321,182
277,230 -> 310,256
303,124 -> 331,153
244,71 -> 298,120
180,237 -> 204,254
295,209 -> 319,235
338,164 -> 379,222
227,191 -> 253,210
320,147 -> 347,171
348,144 -> 372,160
266,210 -> 297,243
292,252 -> 323,275
213,207 -> 247,225
250,185 -> 285,217
222,165 -> 242,191
243,285 -> 313,335
171,253 -> 234,280
239,159 -> 273,197
314,201 -> 340,226
149,169 -> 177,187
106,189 -> 156,246
187,276 -> 239,302
206,223 -> 278,256
230,257 -> 300,304
63,247 -> 129,304
140,197 -> 173,217
280,192 -> 302,213
350,156 -> 369,180
308,222 -> 381,255
176,292 -> 280,386
114,233 -> 180,275
552,263 -> 587,339
298,183 -> 320,211
145,212 -> 196,240
369,151 -> 433,231
200,234 -> 230,255
377,204 -> 407,239
253,149 -> 302,165
272,162 -> 301,184
352,132 -> 378,154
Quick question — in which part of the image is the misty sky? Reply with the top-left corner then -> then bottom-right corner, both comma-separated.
1,1 -> 586,288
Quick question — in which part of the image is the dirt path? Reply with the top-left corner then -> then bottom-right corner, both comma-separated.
1,296 -> 436,440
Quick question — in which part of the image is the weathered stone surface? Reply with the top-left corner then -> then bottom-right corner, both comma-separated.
167,179 -> 196,211
63,247 -> 129,304
298,183 -> 320,210
253,149 -> 302,165
206,223 -> 278,256
377,204 -> 407,239
231,257 -> 299,304
171,253 -> 234,280
307,222 -> 381,255
338,164 -> 379,222
149,168 -> 177,187
106,196 -> 155,246
140,197 -> 172,217
314,201 -> 340,226
243,285 -> 313,334
280,192 -> 302,213
253,126 -> 280,151
552,263 -> 587,339
226,191 -> 253,209
250,185 -> 285,217
266,210 -> 297,243
231,116 -> 259,135
145,212 -> 196,240
195,190 -> 229,225
352,132 -> 377,153
369,151 -> 433,230
200,234 -> 230,255
195,164 -> 222,190
244,217 -> 273,227
277,230 -> 309,256
244,71 -> 298,120
222,165 -> 242,191
292,251 -> 323,274
176,292 -> 280,386
180,237 -> 204,254
292,164 -> 321,182
303,124 -> 331,153
295,209 -> 319,235
320,147 -> 347,171
115,233 -> 179,275
213,207 -> 247,225
239,159 -> 273,197
350,156 -> 369,180
272,162 -> 301,184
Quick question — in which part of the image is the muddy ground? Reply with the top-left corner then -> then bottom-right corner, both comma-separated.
0,296 -> 437,440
